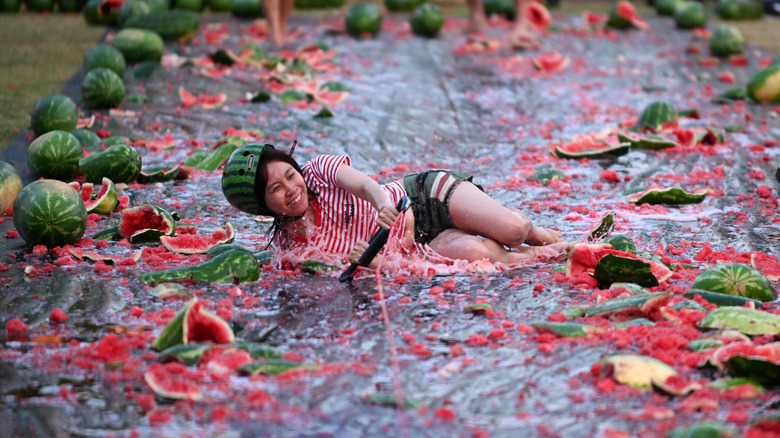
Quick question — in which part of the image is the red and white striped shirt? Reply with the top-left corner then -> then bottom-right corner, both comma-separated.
276,154 -> 407,255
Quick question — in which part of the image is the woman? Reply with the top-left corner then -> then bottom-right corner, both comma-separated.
221,142 -> 571,269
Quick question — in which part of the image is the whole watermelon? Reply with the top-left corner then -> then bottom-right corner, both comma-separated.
1,0 -> 22,12
81,68 -> 126,109
118,0 -> 150,26
83,0 -> 120,25
709,25 -> 745,57
58,0 -> 87,12
345,2 -> 383,37
83,44 -> 127,77
692,263 -> 777,302
747,65 -> 780,103
79,144 -> 142,183
655,0 -> 681,15
410,3 -> 443,38
123,10 -> 200,41
0,161 -> 23,214
230,0 -> 264,18
71,128 -> 102,149
674,1 -> 707,28
175,0 -> 203,12
26,0 -> 55,12
13,180 -> 88,247
716,0 -> 742,18
385,0 -> 422,13
30,94 -> 79,136
112,28 -> 165,63
27,130 -> 84,180
483,0 -> 515,19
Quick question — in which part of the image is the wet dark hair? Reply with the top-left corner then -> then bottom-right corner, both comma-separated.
254,147 -> 316,245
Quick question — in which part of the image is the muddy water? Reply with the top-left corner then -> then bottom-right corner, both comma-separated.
1,13 -> 779,438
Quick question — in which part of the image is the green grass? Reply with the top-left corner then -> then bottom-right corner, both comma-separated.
0,14 -> 104,154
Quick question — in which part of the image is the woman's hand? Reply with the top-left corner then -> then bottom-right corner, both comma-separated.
349,240 -> 370,265
525,226 -> 564,246
375,203 -> 399,229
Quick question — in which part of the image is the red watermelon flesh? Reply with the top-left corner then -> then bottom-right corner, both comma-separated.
207,349 -> 253,373
525,2 -> 552,32
751,252 -> 780,281
533,52 -> 570,73
566,243 -> 673,282
185,300 -> 235,345
119,206 -> 174,238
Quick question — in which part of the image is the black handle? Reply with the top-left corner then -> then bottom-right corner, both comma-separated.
339,196 -> 411,283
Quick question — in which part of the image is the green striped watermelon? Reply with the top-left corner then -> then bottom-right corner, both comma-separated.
0,161 -> 22,213
206,0 -> 231,11
692,263 -> 777,302
345,2 -> 383,37
174,0 -> 203,12
410,3 -> 444,38
30,94 -> 79,137
81,68 -> 125,109
655,0 -> 682,15
636,101 -> 679,133
747,66 -> 780,104
27,130 -> 84,181
230,0 -> 263,18
1,0 -> 22,12
27,0 -> 55,12
117,0 -> 150,26
79,144 -> 142,184
70,128 -> 102,150
112,28 -> 164,63
124,10 -> 200,41
674,1 -> 707,29
710,25 -> 745,57
12,179 -> 88,247
83,44 -> 127,77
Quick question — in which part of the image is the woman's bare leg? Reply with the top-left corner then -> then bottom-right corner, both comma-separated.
465,0 -> 488,34
428,229 -> 570,264
508,0 -> 534,42
447,181 -> 550,249
264,0 -> 284,46
279,0 -> 295,39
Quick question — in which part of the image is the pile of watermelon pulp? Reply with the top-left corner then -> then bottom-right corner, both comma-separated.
0,9 -> 779,438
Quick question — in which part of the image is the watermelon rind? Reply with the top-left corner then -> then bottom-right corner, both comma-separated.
0,161 -> 23,213
345,2 -> 383,37
30,94 -> 79,137
483,0 -> 515,19
603,235 -> 636,253
616,131 -> 678,150
528,166 -> 565,186
683,289 -> 763,308
12,180 -> 88,247
238,359 -> 312,376
183,300 -> 235,345
531,321 -> 604,337
691,263 -> 777,302
83,44 -> 127,77
81,68 -> 126,109
410,3 -> 444,38
159,343 -> 211,366
725,351 -> 780,387
601,354 -> 678,388
83,177 -> 119,215
626,186 -> 707,205
124,10 -> 200,41
143,367 -> 203,400
667,422 -> 737,438
232,342 -> 283,359
583,291 -> 673,317
747,65 -> 780,104
111,28 -> 165,63
593,254 -> 660,287
79,144 -> 142,184
137,163 -> 181,183
160,222 -> 235,254
698,307 -> 780,335
27,130 -> 84,181
119,203 -> 176,243
151,298 -> 197,351
193,143 -> 237,171
709,25 -> 745,57
70,128 -> 102,149
553,141 -> 630,159
139,248 -> 260,284
635,101 -> 679,133
149,282 -> 194,299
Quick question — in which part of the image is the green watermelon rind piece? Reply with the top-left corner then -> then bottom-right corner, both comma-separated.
531,321 -> 605,337
139,248 -> 260,284
603,235 -> 636,254
667,422 -> 737,438
159,343 -> 212,366
528,167 -> 565,185
119,203 -> 176,244
143,366 -> 203,400
601,354 -> 678,388
636,101 -> 679,133
725,353 -> 780,387
237,359 -> 315,376
553,141 -> 631,159
691,263 -> 777,302
593,254 -> 660,287
12,180 -> 88,247
698,307 -> 780,336
193,143 -> 237,171
137,163 -> 181,183
626,186 -> 708,205
683,289 -> 764,307
616,131 -> 678,150
160,222 -> 235,254
583,291 -> 673,317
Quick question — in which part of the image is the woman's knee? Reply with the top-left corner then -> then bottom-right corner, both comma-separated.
497,217 -> 532,247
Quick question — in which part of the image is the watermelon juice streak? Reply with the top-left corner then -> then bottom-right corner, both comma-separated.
373,222 -> 410,438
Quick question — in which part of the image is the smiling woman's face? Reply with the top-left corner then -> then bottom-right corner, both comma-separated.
263,160 -> 308,217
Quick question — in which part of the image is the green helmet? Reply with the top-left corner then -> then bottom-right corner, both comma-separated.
221,143 -> 274,215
